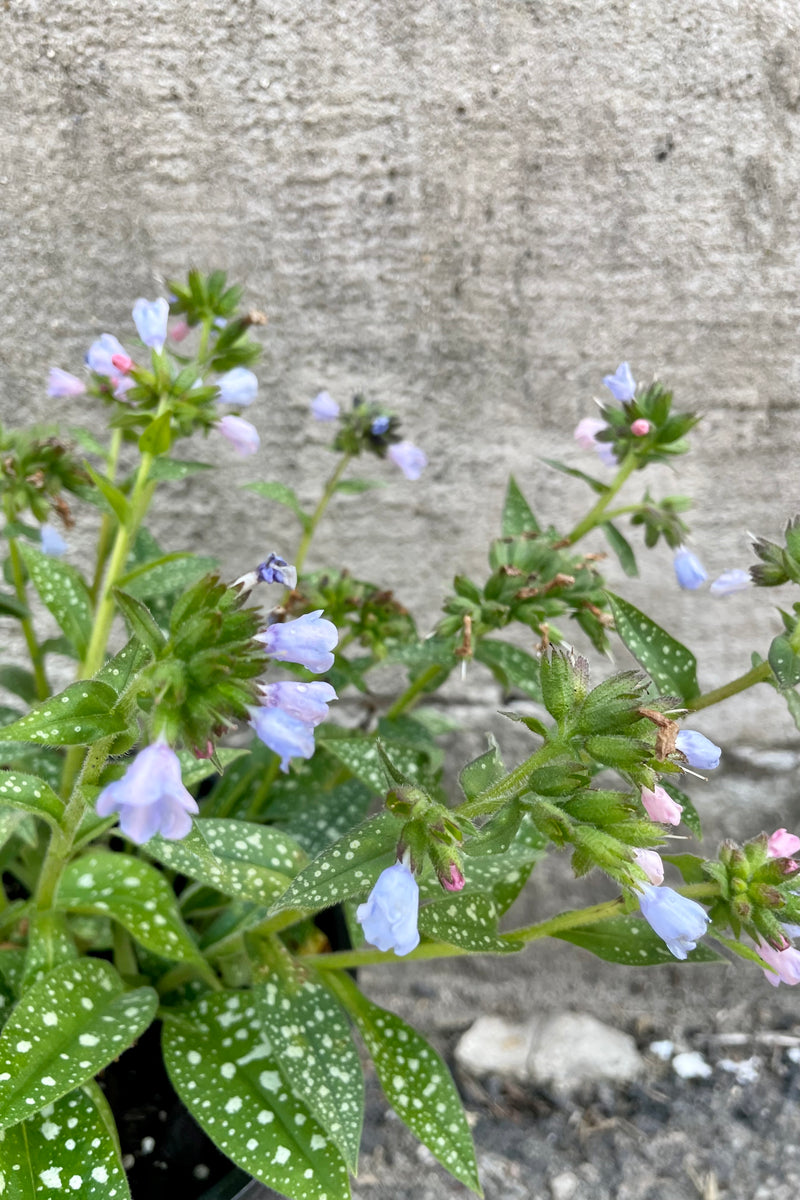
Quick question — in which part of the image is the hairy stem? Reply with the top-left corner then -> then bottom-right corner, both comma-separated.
686,661 -> 772,712
7,536 -> 49,700
565,453 -> 638,545
385,663 -> 443,721
293,453 -> 353,575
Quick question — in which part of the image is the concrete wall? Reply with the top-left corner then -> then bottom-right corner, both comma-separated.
3,0 -> 800,745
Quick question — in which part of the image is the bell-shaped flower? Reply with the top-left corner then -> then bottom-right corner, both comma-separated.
311,390 -> 340,421
641,784 -> 683,826
710,568 -> 751,598
259,681 -> 337,726
40,523 -> 68,557
638,883 -> 709,960
574,417 -> 617,467
756,939 -> 800,987
673,548 -> 708,590
371,415 -> 390,435
86,333 -> 127,377
256,553 -> 297,589
356,861 -> 420,956
217,367 -> 258,407
632,847 -> 665,885
249,705 -> 316,772
47,368 -> 86,398
768,828 -> 800,858
132,297 -> 169,354
602,361 -> 636,402
256,610 -> 338,674
675,729 -> 721,770
217,414 -> 260,456
95,741 -> 198,844
387,440 -> 427,481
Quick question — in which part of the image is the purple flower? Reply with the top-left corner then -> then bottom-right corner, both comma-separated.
602,362 -> 636,402
132,298 -> 169,354
95,741 -> 198,844
638,884 -> 709,960
356,861 -> 420,956
311,390 -> 340,422
371,415 -> 390,435
256,553 -> 297,589
249,705 -> 317,772
632,848 -> 664,886
47,368 -> 86,398
40,523 -> 67,557
86,333 -> 127,377
573,417 -> 617,467
217,367 -> 258,407
710,568 -> 751,598
673,548 -> 707,590
217,415 -> 260,456
256,610 -> 338,673
387,441 -> 427,481
259,680 -> 337,726
768,828 -> 800,858
675,729 -> 721,770
756,940 -> 800,987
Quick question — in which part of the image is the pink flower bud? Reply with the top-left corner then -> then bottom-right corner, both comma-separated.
111,353 -> 133,374
641,784 -> 683,826
632,847 -> 664,886
768,828 -> 800,858
440,863 -> 466,892
630,419 -> 650,436
170,319 -> 191,342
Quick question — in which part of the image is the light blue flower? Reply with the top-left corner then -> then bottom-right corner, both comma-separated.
86,333 -> 127,377
256,553 -> 297,589
40,523 -> 67,557
638,884 -> 709,960
217,414 -> 260,456
311,390 -> 340,421
249,705 -> 316,772
260,680 -> 336,726
387,440 -> 427,480
673,548 -> 708,590
710,568 -> 751,597
675,729 -> 721,770
217,367 -> 258,407
47,368 -> 86,398
256,610 -> 338,673
132,297 -> 170,354
356,861 -> 420,956
602,362 -> 636,402
95,741 -> 198,844
371,415 -> 390,435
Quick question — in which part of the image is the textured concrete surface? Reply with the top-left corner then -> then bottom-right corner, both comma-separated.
2,0 -> 800,752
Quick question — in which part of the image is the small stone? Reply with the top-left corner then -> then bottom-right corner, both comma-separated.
672,1050 -> 712,1079
550,1170 -> 579,1200
718,1056 -> 760,1084
454,1015 -> 533,1081
649,1039 -> 675,1060
527,1012 -> 644,1095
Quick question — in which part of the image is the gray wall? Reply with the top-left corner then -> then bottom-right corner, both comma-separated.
3,0 -> 800,746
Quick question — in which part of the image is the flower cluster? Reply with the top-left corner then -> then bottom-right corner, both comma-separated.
310,390 -> 427,480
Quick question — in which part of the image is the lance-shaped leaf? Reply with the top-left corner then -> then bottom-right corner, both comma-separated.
768,633 -> 800,690
148,457 -> 214,481
55,851 -> 203,964
245,480 -> 311,531
0,681 -> 126,747
112,590 -> 166,654
0,958 -> 156,1129
474,639 -> 543,701
330,973 -> 480,1195
0,771 -> 64,827
502,474 -> 540,536
255,975 -> 364,1171
116,553 -> 218,602
269,812 -> 402,916
602,521 -> 638,577
0,1082 -> 131,1199
418,892 -> 519,954
163,992 -> 351,1200
606,592 -> 698,701
458,736 -> 506,803
280,778 -> 373,858
553,914 -> 724,965
93,637 -> 152,695
175,749 -> 250,790
318,732 -> 431,793
18,544 -> 93,659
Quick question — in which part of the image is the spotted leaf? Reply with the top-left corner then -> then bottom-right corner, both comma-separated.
554,914 -> 724,965
0,682 -> 126,747
163,992 -> 351,1200
0,771 -> 64,828
18,544 -> 92,660
606,592 -> 699,702
0,959 -> 157,1130
317,734 -> 430,793
418,892 -> 519,954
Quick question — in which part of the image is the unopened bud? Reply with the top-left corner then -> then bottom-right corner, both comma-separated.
630,419 -> 650,436
111,353 -> 133,373
439,863 -> 465,893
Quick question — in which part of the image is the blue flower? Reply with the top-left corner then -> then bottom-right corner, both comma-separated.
260,680 -> 337,725
132,297 -> 169,354
40,523 -> 68,557
710,568 -> 751,597
602,362 -> 636,402
675,729 -> 721,770
86,333 -> 127,377
356,861 -> 420,956
256,553 -> 297,589
217,367 -> 258,407
217,414 -> 260,457
95,741 -> 198,844
673,548 -> 708,590
249,705 -> 317,772
310,390 -> 340,421
256,610 -> 338,673
387,440 -> 427,481
371,415 -> 390,435
47,368 -> 86,398
638,884 -> 709,960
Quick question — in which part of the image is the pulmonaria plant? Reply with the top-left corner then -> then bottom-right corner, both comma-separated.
0,284 -> 799,1200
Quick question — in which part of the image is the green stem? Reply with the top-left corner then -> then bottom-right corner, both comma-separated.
7,536 -> 49,700
245,756 -> 281,821
686,661 -> 772,712
385,663 -> 442,721
565,453 -> 638,545
293,453 -> 353,575
456,742 -> 562,820
90,428 -> 124,602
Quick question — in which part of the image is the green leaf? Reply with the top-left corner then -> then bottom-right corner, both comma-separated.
245,480 -> 311,531
0,665 -> 37,704
269,812 -> 402,916
0,1082 -> 131,1199
148,457 -> 214,481
602,521 -> 638,577
93,637 -> 152,695
116,553 -> 218,601
660,780 -> 702,839
541,458 -> 610,494
475,638 -> 543,700
0,771 -> 64,827
20,913 -> 77,989
145,818 -> 305,907
18,544 -> 92,659
255,975 -> 364,1171
418,892 -> 519,954
175,748 -> 250,789
553,914 -> 724,965
318,734 -> 430,793
458,736 -> 506,802
0,591 -> 29,620
138,411 -> 172,455
112,589 -> 166,653
55,851 -> 203,964
84,462 -> 132,525
502,475 -> 540,535
280,779 -> 373,858
0,681 -> 126,747
606,592 -> 699,701
769,634 -> 800,689
331,974 -> 480,1194
0,958 -> 157,1130
783,687 -> 800,733
334,478 -> 387,494
163,992 -> 351,1200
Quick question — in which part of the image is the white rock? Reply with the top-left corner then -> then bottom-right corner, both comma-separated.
718,1055 -> 760,1084
550,1170 -> 580,1200
454,1015 -> 535,1081
527,1012 -> 643,1095
649,1039 -> 675,1060
672,1050 -> 712,1079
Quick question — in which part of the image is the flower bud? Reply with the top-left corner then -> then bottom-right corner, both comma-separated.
630,419 -> 650,436
640,784 -> 682,826
169,318 -> 191,342
110,353 -> 133,374
675,729 -> 721,770
602,362 -> 636,402
132,297 -> 169,354
217,367 -> 258,407
673,548 -> 708,590
439,862 -> 466,892
632,847 -> 664,885
768,828 -> 800,858
311,390 -> 340,421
